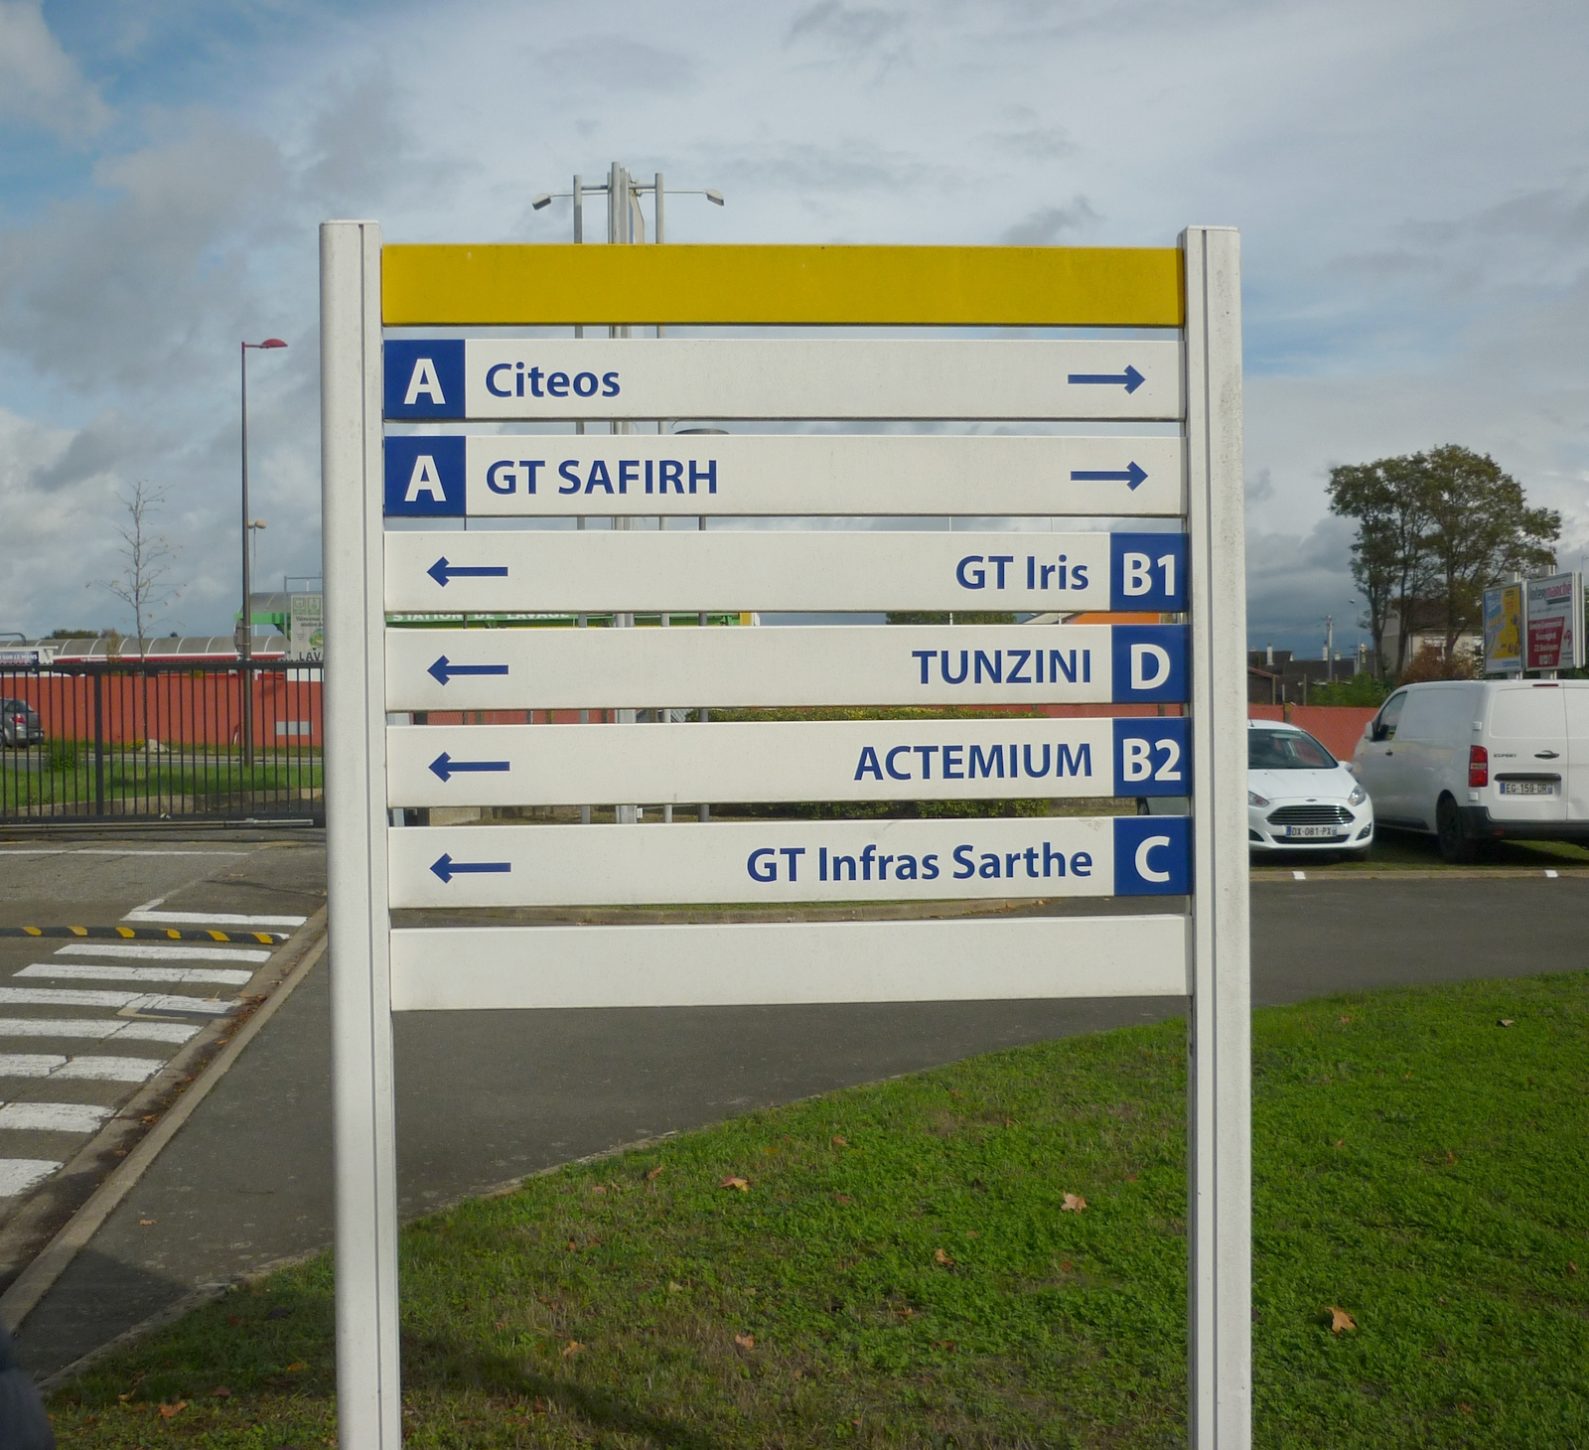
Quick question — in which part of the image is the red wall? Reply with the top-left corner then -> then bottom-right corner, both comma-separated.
1249,704 -> 1376,761
3,671 -> 1378,762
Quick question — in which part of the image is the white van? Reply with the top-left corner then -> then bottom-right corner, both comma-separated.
1351,680 -> 1589,861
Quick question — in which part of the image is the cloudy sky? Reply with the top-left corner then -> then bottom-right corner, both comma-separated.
2,0 -> 1585,659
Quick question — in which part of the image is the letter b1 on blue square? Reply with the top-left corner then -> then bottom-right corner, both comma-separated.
1109,533 -> 1188,610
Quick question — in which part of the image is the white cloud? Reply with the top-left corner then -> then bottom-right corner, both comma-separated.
0,1 -> 111,141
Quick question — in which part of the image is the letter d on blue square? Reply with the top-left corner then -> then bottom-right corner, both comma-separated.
1113,816 -> 1191,896
384,340 -> 465,418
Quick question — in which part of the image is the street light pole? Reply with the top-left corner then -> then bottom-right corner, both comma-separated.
240,337 -> 287,769
530,168 -> 724,826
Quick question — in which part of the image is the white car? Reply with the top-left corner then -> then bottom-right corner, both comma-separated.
1247,720 -> 1373,856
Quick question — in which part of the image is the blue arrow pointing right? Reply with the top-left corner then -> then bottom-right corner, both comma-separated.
1069,461 -> 1149,490
427,656 -> 511,687
430,853 -> 513,884
1066,365 -> 1145,394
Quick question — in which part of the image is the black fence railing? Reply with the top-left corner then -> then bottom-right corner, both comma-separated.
0,660 -> 323,825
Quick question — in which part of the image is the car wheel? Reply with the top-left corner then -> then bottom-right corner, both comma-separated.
1436,794 -> 1477,865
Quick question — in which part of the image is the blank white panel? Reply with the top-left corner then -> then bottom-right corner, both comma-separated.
389,915 -> 1190,1010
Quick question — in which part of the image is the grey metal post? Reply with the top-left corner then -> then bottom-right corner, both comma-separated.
674,427 -> 730,823
572,174 -> 593,824
608,164 -> 639,823
239,344 -> 254,769
1182,225 -> 1252,1449
321,220 -> 402,1447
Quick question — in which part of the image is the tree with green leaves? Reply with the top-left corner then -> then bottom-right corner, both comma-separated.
1327,446 -> 1559,677
1415,445 -> 1559,657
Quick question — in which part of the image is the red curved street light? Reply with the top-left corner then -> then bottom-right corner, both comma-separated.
240,338 -> 288,768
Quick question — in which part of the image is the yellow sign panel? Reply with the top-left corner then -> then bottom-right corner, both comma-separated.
382,243 -> 1184,328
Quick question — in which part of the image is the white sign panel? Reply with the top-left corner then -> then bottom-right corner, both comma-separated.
387,717 -> 1191,808
389,816 -> 1192,908
384,529 -> 1189,615
388,915 -> 1192,1010
288,592 -> 325,662
385,623 -> 1189,711
383,338 -> 1184,422
1482,583 -> 1524,675
1524,572 -> 1584,671
381,434 -> 1186,519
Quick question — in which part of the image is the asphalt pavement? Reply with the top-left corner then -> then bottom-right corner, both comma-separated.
9,863 -> 1589,1381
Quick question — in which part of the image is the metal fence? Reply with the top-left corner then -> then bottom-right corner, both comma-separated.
0,660 -> 323,825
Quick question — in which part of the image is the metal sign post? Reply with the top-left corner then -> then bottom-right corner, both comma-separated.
321,226 -> 1249,1447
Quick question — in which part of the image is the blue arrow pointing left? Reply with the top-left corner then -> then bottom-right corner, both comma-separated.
427,656 -> 511,686
1069,461 -> 1149,490
428,556 -> 510,588
1066,365 -> 1145,394
429,752 -> 512,783
430,853 -> 513,884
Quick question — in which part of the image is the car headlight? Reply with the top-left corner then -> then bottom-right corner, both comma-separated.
1348,785 -> 1367,807
1247,789 -> 1270,808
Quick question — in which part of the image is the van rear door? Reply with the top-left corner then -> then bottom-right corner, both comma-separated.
1481,683 -> 1569,824
1563,686 -> 1589,825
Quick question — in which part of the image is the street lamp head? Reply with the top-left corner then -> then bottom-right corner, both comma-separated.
260,338 -> 287,349
705,189 -> 725,206
531,193 -> 554,210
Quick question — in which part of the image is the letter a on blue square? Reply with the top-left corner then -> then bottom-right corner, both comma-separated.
384,340 -> 465,419
384,436 -> 465,517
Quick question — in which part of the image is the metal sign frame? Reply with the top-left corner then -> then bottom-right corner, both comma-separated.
322,226 -> 1249,1446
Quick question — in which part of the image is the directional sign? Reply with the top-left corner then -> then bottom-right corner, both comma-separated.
384,530 -> 1189,614
385,623 -> 1188,711
389,816 -> 1190,908
382,339 -> 1183,422
381,434 -> 1186,519
388,914 -> 1193,1010
387,717 -> 1190,808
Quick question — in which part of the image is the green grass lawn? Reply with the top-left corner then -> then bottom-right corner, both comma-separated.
46,972 -> 1589,1447
0,750 -> 322,811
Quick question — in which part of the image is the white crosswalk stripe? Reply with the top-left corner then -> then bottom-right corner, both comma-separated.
0,1017 -> 197,1043
0,1102 -> 113,1133
18,963 -> 255,988
125,907 -> 307,928
0,987 -> 237,1014
0,1054 -> 164,1083
57,942 -> 272,964
0,1160 -> 62,1197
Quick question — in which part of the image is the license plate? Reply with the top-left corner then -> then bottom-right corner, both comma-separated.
1499,780 -> 1556,796
1284,825 -> 1336,839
